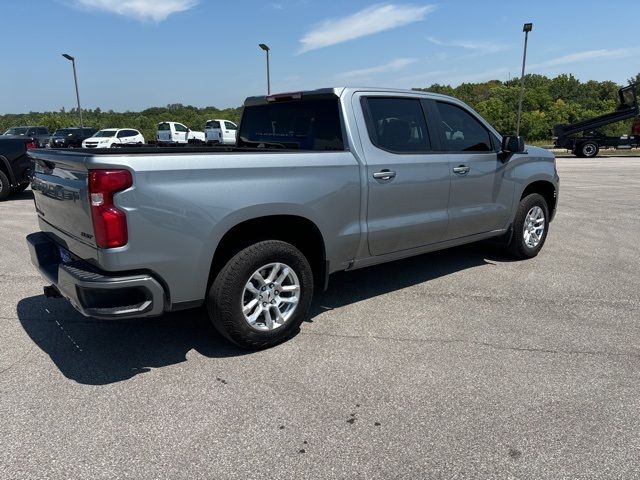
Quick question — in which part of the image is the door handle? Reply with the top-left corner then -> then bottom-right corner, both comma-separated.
453,165 -> 470,175
373,169 -> 396,180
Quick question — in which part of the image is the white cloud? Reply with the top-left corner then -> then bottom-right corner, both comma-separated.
72,0 -> 198,22
299,4 -> 437,53
336,58 -> 417,82
531,48 -> 640,69
427,36 -> 510,54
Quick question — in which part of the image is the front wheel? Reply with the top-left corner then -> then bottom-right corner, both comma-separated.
0,170 -> 10,201
207,240 -> 314,349
507,193 -> 549,259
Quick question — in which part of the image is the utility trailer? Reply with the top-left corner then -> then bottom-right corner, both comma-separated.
553,84 -> 639,157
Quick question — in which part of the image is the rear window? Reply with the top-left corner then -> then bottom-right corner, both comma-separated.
238,98 -> 345,151
158,123 -> 171,131
206,121 -> 221,129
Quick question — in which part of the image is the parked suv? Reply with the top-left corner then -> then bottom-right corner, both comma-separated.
49,128 -> 98,148
205,119 -> 238,145
82,129 -> 145,148
2,126 -> 50,147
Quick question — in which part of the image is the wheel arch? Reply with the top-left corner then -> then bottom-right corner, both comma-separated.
0,155 -> 16,185
207,214 -> 328,293
520,180 -> 557,221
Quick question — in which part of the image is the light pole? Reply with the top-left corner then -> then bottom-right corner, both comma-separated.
259,43 -> 271,95
515,23 -> 532,137
62,53 -> 83,128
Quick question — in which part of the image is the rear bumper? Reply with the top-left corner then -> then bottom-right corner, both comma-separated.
26,232 -> 166,319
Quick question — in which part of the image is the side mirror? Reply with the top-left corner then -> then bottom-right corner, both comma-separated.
500,135 -> 525,162
501,135 -> 525,154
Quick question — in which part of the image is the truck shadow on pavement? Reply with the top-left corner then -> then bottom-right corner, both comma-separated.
17,243 -> 511,386
4,189 -> 34,201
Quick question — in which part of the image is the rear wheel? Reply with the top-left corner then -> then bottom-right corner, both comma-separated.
0,171 -> 10,201
207,240 -> 314,349
576,141 -> 599,158
507,193 -> 549,259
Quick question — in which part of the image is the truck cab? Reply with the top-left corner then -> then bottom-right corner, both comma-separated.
157,122 -> 205,145
205,119 -> 238,145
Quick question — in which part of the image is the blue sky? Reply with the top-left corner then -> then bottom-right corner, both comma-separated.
2,0 -> 639,113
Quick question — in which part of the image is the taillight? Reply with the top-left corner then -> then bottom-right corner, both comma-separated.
88,169 -> 132,248
26,141 -> 37,149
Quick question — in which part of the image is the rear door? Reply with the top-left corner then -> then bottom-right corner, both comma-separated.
157,123 -> 171,142
116,130 -> 128,145
354,93 -> 450,256
205,120 -> 222,143
431,100 -> 514,239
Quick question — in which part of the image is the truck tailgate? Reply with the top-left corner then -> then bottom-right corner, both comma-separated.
30,150 -> 96,248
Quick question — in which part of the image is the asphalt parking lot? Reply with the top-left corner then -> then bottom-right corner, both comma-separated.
1,156 -> 639,479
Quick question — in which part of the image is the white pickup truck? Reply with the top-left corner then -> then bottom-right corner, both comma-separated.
205,119 -> 238,145
156,121 -> 205,145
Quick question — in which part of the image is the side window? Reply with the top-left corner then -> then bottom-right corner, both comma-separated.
435,102 -> 493,152
174,123 -> 188,133
117,130 -> 127,138
225,121 -> 237,130
364,97 -> 431,153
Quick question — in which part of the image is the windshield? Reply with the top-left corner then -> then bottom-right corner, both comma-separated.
93,130 -> 117,138
238,98 -> 344,151
53,129 -> 77,137
3,127 -> 29,135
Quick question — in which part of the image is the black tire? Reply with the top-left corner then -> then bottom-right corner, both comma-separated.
0,170 -> 10,201
207,240 -> 314,349
576,141 -> 599,158
10,182 -> 29,194
508,193 -> 550,259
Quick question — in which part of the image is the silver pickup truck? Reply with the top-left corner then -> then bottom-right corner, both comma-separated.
26,87 -> 559,348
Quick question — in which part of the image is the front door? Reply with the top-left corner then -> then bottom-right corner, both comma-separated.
432,100 -> 514,239
354,94 -> 451,256
223,121 -> 238,144
174,123 -> 188,143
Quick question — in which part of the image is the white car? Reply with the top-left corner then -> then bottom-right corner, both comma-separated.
82,129 -> 144,148
157,122 -> 205,145
205,119 -> 238,145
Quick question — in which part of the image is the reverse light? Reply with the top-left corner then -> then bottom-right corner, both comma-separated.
88,169 -> 132,248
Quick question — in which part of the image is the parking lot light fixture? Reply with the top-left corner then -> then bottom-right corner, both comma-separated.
259,44 -> 271,95
516,23 -> 533,137
62,53 -> 83,128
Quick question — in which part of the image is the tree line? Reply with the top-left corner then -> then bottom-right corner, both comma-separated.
0,104 -> 243,143
1,73 -> 638,142
416,73 -> 640,142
